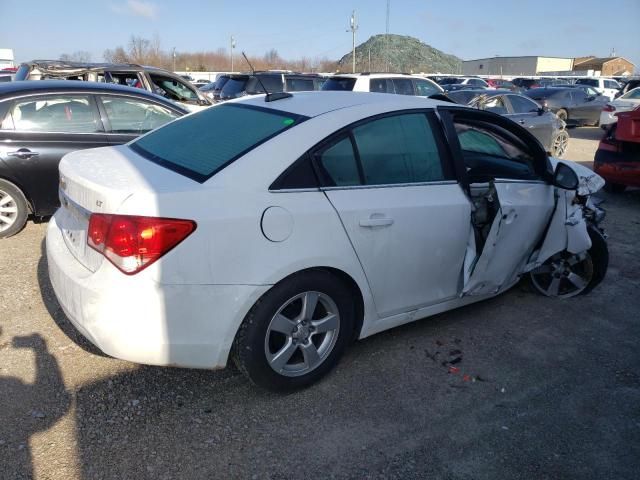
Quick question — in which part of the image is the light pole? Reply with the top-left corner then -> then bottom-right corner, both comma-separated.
172,47 -> 176,72
347,11 -> 358,73
230,35 -> 236,72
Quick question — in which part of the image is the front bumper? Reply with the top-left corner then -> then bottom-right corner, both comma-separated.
46,214 -> 270,369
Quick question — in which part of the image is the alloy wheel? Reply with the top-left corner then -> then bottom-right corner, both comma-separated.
552,131 -> 569,158
530,251 -> 594,298
264,291 -> 340,377
0,189 -> 18,233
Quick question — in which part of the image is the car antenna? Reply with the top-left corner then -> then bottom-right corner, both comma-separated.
241,51 -> 292,102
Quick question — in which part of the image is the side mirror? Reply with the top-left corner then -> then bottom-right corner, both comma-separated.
586,96 -> 595,102
537,106 -> 548,116
553,162 -> 579,190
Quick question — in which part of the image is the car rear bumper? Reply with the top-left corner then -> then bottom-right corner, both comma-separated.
599,111 -> 617,128
46,213 -> 270,369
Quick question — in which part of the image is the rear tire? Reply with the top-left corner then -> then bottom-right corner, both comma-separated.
232,270 -> 355,391
0,179 -> 29,239
603,182 -> 626,194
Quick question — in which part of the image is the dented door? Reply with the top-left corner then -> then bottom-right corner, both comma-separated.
463,181 -> 555,295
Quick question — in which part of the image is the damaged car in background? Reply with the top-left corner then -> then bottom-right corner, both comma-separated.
15,60 -> 212,111
46,92 -> 608,391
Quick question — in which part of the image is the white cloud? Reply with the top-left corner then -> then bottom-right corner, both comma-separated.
110,0 -> 157,19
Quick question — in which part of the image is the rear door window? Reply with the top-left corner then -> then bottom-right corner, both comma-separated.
99,95 -> 181,134
131,104 -> 307,182
7,95 -> 100,133
392,78 -> 414,95
481,96 -> 508,114
369,78 -> 394,93
352,113 -> 444,185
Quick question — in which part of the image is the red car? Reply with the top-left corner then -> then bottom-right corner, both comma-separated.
594,106 -> 640,193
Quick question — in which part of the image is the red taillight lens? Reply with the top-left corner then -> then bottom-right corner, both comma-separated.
88,214 -> 196,275
602,104 -> 616,112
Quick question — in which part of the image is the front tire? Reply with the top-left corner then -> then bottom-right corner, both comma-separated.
0,179 -> 29,239
530,226 -> 608,298
232,271 -> 355,391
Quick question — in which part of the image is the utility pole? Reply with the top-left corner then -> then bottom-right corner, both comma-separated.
348,11 -> 358,73
172,47 -> 176,72
230,35 -> 236,72
386,0 -> 391,72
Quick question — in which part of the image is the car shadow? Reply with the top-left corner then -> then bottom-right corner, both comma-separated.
569,126 -> 605,141
0,329 -> 71,479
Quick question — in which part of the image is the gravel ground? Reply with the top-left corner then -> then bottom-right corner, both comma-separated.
1,131 -> 639,480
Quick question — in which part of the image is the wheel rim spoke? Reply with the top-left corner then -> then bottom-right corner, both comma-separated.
566,272 -> 587,290
299,292 -> 319,321
545,276 -> 562,296
301,343 -> 321,369
0,206 -> 17,213
269,339 -> 298,372
311,313 -> 338,334
0,195 -> 13,207
269,313 -> 295,335
567,252 -> 587,266
0,215 -> 13,225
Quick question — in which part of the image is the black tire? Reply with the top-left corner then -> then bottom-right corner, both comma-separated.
585,225 -> 608,294
0,179 -> 29,239
603,182 -> 627,194
232,270 -> 355,391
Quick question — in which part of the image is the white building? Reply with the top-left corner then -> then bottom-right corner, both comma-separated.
463,56 -> 574,76
0,49 -> 15,69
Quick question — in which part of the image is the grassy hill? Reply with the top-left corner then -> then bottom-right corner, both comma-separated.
337,34 -> 462,74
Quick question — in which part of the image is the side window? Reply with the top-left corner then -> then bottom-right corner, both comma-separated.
507,95 -> 539,114
316,137 -> 361,187
392,78 -> 414,95
99,96 -> 180,134
454,120 -> 538,181
468,79 -> 484,87
352,114 -> 444,185
604,80 -> 617,89
106,72 -> 145,88
8,95 -> 98,133
149,74 -> 199,102
369,78 -> 393,93
481,96 -> 508,115
414,79 -> 439,96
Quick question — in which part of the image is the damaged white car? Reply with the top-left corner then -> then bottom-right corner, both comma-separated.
46,92 -> 608,391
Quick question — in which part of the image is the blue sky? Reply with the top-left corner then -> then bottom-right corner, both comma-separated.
1,0 -> 638,70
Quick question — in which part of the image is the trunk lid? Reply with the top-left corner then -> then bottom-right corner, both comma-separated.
56,145 -> 197,272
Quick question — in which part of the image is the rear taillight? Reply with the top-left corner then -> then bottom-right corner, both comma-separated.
602,104 -> 616,112
88,214 -> 196,275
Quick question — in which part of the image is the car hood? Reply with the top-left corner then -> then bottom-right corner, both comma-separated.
548,157 -> 605,196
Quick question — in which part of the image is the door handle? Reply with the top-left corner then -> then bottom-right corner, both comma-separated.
518,119 -> 525,125
359,214 -> 394,228
8,149 -> 39,159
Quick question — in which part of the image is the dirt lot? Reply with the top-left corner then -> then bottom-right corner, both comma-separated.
1,129 -> 639,480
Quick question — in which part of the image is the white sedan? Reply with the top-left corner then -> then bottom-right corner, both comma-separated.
600,87 -> 640,128
46,91 -> 608,390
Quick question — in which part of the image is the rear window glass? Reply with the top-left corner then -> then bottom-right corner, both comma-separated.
220,77 -> 249,98
131,104 -> 307,182
322,78 -> 357,91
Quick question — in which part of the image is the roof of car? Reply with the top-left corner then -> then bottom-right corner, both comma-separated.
227,91 -> 452,118
328,73 -> 417,79
0,80 -> 189,110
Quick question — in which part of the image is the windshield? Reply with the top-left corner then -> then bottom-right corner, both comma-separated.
131,104 -> 308,182
321,78 -> 356,91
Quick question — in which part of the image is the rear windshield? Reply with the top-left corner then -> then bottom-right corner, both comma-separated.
246,75 -> 283,94
131,104 -> 308,182
322,78 -> 356,91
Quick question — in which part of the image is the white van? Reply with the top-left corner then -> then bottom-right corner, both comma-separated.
575,78 -> 621,100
